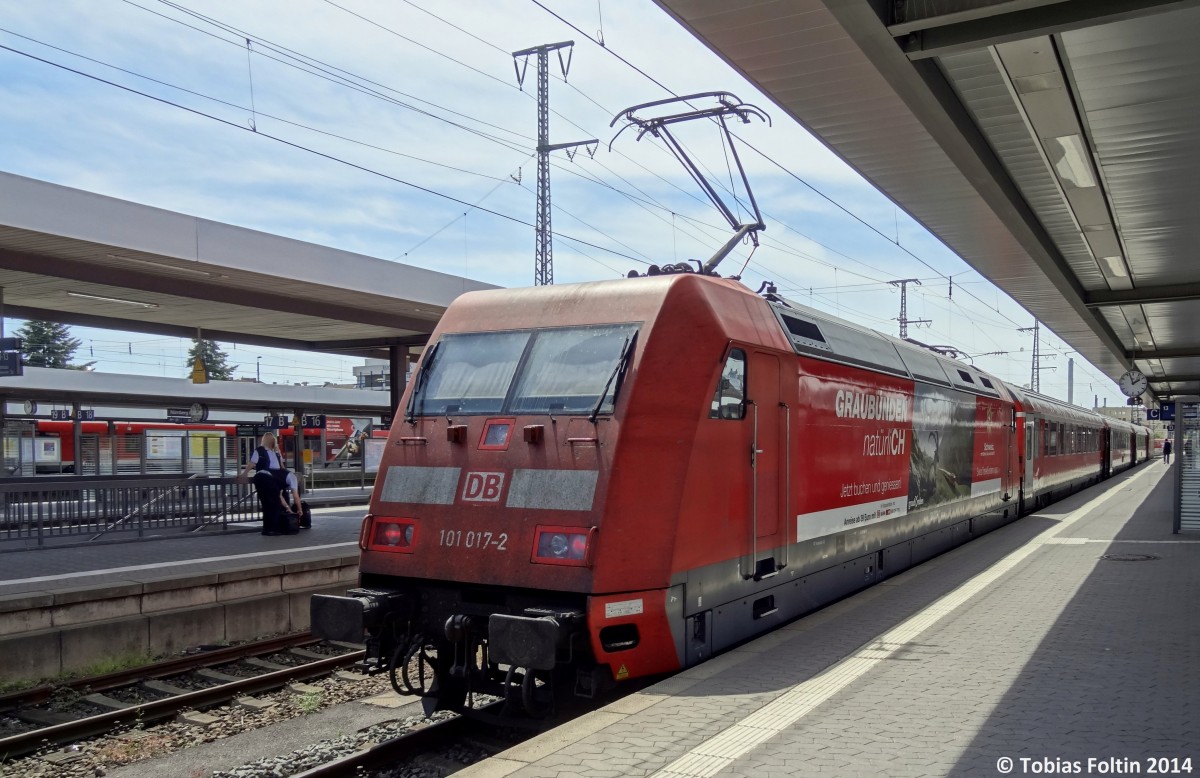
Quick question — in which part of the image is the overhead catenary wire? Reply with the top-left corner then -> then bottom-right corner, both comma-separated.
124,0 -> 936,300
13,4 -> 1111,395
527,0 -> 1033,332
0,42 -> 651,270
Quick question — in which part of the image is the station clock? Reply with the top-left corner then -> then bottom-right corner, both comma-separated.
1118,370 -> 1148,398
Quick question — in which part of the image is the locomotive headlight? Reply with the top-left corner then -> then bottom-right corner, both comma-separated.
533,525 -> 595,566
366,518 -> 417,553
549,533 -> 570,557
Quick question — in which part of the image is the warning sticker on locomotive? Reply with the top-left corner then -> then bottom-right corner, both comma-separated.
604,599 -> 644,619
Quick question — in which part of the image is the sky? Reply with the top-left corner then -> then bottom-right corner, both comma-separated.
0,0 -> 1129,407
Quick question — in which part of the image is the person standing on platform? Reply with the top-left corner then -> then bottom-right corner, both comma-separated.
238,432 -> 288,534
239,432 -> 284,478
1163,438 -> 1172,465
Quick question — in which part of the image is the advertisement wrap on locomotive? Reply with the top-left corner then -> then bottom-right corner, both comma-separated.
310,272 -> 1151,720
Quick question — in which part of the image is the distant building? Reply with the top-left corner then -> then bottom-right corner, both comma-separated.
1094,405 -> 1166,440
353,359 -> 414,392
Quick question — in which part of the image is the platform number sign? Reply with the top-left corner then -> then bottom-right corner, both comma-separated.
0,338 -> 23,377
302,414 -> 326,429
0,352 -> 21,377
50,409 -> 71,421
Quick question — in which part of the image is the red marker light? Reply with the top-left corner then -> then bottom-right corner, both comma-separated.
368,519 -> 416,553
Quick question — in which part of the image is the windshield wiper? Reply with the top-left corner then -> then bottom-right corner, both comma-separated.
589,333 -> 637,424
405,341 -> 441,424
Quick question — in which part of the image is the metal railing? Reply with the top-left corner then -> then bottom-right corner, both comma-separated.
0,474 -> 259,546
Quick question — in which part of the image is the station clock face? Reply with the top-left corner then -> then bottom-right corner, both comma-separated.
1118,370 -> 1148,398
188,403 -> 209,423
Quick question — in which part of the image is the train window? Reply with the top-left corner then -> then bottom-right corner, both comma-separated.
415,331 -> 530,415
956,369 -> 975,384
510,324 -> 639,415
780,314 -> 827,346
980,377 -> 995,389
710,349 -> 746,420
411,324 -> 639,417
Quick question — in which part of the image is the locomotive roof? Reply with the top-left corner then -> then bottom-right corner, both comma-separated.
765,293 -> 1007,400
433,273 -> 1148,430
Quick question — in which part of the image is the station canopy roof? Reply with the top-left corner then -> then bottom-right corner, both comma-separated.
0,172 -> 498,360
655,0 -> 1200,404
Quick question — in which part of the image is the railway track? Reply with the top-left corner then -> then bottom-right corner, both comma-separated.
0,633 -> 365,761
290,704 -> 507,778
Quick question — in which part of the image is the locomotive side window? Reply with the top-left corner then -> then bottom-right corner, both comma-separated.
710,349 -> 746,420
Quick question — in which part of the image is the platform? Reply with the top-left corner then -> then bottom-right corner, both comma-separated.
465,461 -> 1198,778
0,493 -> 372,681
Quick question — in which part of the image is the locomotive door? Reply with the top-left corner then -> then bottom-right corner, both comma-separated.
1101,427 -> 1111,478
1023,419 -> 1035,506
743,351 -> 784,580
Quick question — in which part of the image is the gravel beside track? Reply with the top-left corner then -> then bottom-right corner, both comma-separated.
4,672 -> 398,778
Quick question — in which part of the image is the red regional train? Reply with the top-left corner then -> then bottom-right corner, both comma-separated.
33,419 -> 359,473
312,272 -> 1150,717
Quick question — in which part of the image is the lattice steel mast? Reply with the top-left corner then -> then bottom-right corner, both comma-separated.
512,41 -> 596,286
889,278 -> 931,339
1018,320 -> 1055,392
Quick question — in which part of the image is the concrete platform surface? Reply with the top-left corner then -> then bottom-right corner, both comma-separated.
460,462 -> 1198,778
0,501 -> 370,598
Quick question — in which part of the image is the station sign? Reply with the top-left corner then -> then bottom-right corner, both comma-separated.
302,414 -> 326,429
236,425 -> 262,437
1147,404 -> 1176,422
50,409 -> 71,421
80,410 -> 95,421
0,337 -> 23,351
0,352 -> 22,378
264,414 -> 290,429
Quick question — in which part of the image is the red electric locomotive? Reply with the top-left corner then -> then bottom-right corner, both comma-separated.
312,272 -> 1149,717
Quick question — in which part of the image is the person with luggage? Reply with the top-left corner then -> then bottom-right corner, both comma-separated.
279,468 -> 303,528
240,433 -> 291,535
288,477 -> 312,529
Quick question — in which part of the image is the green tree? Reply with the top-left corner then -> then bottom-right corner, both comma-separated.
16,320 -> 81,368
187,338 -> 238,381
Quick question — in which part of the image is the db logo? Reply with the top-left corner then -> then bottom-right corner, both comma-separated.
462,472 -> 505,502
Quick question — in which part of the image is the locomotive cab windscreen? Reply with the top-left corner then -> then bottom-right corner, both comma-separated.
406,323 -> 639,419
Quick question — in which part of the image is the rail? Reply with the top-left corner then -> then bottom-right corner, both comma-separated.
0,473 -> 258,546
